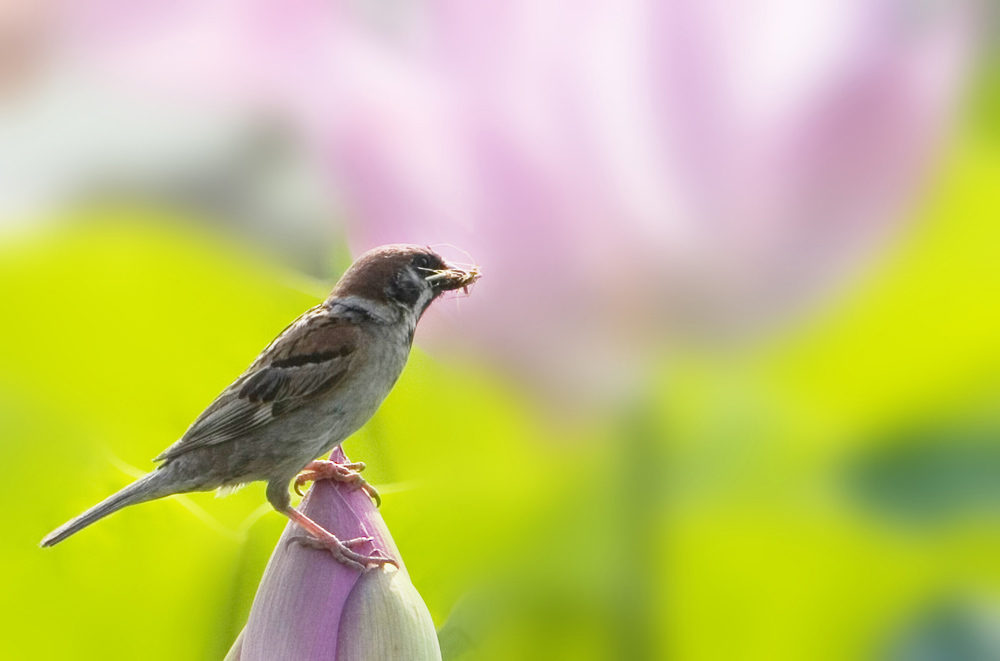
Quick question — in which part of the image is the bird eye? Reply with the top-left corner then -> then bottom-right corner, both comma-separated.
412,254 -> 434,271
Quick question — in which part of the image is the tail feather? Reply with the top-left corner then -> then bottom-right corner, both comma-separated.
40,471 -> 173,547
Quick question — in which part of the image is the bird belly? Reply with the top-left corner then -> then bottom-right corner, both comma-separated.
186,330 -> 411,489
257,333 -> 409,476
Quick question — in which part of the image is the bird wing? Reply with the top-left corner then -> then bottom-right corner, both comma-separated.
155,306 -> 361,462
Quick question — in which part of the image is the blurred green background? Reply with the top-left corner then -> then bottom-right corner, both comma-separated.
2,5 -> 1000,660
1,93 -> 997,659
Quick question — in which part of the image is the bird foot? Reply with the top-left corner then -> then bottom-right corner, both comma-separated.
294,460 -> 381,507
287,534 -> 398,572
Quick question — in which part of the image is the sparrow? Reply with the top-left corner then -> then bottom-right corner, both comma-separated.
40,244 -> 480,570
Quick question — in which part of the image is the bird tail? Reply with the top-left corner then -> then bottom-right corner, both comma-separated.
40,469 -> 174,547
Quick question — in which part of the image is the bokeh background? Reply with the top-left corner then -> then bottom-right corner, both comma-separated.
1,1 -> 998,659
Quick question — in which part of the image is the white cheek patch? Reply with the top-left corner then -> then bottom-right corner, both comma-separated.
414,285 -> 435,315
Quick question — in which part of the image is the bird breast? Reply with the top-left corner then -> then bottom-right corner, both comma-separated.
312,322 -> 413,453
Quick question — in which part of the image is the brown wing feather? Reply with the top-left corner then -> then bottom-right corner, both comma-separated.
155,307 -> 359,462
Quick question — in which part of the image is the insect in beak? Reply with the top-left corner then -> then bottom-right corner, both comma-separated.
423,264 -> 482,293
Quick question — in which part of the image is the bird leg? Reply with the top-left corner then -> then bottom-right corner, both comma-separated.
294,460 -> 381,507
281,506 -> 397,571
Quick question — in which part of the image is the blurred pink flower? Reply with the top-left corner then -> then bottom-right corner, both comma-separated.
226,447 -> 440,661
60,0 -> 980,403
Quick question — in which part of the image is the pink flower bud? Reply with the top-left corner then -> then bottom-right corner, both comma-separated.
226,447 -> 440,661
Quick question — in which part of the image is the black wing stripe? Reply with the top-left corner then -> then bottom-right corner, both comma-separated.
271,346 -> 350,368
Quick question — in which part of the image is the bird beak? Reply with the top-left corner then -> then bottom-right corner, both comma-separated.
424,263 -> 481,293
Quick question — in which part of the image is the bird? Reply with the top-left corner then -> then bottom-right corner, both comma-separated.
40,244 -> 480,570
